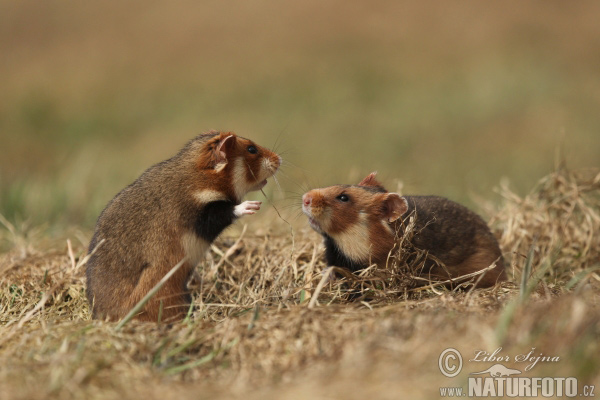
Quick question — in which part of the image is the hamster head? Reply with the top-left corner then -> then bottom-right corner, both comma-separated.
194,131 -> 281,202
302,172 -> 408,265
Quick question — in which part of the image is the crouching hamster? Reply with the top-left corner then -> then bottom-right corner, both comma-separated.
86,131 -> 281,322
301,172 -> 506,287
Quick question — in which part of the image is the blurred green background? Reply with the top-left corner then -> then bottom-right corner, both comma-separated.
1,0 -> 599,229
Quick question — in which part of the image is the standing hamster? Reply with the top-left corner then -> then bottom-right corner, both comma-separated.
301,172 -> 506,287
86,131 -> 281,322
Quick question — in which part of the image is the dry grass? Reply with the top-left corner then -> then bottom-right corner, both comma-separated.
1,167 -> 599,400
496,165 -> 600,283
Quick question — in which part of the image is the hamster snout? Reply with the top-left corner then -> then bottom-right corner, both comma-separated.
301,192 -> 314,217
301,190 -> 327,233
301,191 -> 324,215
302,193 -> 312,206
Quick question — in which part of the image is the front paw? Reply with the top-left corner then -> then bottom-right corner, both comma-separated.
234,201 -> 262,217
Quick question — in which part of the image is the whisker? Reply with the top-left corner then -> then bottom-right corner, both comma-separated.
272,174 -> 284,197
277,204 -> 304,211
272,130 -> 284,153
272,119 -> 293,153
275,147 -> 297,157
282,193 -> 304,200
292,210 -> 307,222
280,159 -> 310,173
274,170 -> 311,194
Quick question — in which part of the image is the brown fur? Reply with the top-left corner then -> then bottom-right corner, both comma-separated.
302,172 -> 506,287
86,131 -> 280,322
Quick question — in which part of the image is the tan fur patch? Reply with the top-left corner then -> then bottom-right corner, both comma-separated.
181,232 -> 210,267
231,157 -> 250,202
192,189 -> 228,204
330,212 -> 372,263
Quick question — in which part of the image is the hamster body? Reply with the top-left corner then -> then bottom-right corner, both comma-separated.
86,131 -> 281,322
302,172 -> 506,287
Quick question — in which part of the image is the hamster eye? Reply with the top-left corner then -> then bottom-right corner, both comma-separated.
247,145 -> 258,154
337,194 -> 349,202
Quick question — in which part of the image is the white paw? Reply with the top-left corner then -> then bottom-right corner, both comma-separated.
234,201 -> 262,218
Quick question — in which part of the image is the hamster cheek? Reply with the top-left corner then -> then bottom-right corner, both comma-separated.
231,157 -> 255,200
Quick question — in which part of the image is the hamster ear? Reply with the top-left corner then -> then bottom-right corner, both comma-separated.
382,193 -> 408,223
216,134 -> 236,162
358,171 -> 388,191
358,171 -> 379,186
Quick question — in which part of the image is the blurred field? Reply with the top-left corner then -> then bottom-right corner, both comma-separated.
1,1 -> 599,228
1,1 -> 600,399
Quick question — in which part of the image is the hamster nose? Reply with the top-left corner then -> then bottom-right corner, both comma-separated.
302,194 -> 312,206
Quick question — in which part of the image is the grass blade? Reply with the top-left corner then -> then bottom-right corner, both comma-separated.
520,240 -> 536,301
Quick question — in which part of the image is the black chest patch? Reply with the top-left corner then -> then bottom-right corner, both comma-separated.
193,200 -> 236,242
